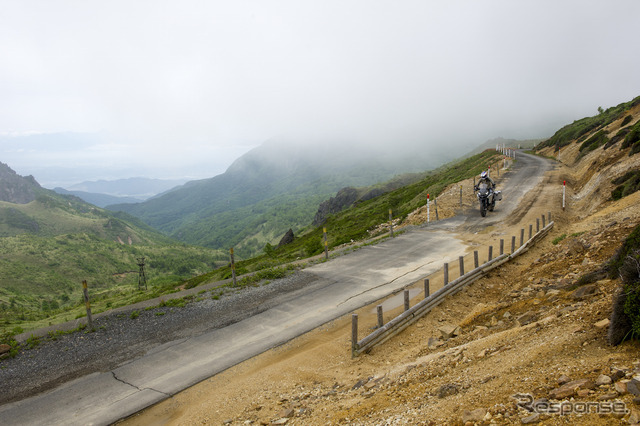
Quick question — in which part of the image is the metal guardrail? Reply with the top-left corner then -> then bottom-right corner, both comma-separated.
352,217 -> 555,356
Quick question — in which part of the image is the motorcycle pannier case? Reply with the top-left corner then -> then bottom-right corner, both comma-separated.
494,190 -> 502,201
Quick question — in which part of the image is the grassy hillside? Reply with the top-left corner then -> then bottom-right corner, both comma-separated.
536,95 -> 640,152
0,190 -> 227,333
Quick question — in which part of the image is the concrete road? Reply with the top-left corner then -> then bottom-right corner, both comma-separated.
0,152 -> 552,425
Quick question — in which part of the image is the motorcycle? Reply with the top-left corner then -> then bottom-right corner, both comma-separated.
475,183 -> 502,217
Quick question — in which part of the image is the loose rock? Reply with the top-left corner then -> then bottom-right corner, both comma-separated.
571,284 -> 598,300
549,379 -> 595,399
521,412 -> 540,424
516,311 -> 537,326
437,383 -> 460,398
461,408 -> 486,423
596,374 -> 612,385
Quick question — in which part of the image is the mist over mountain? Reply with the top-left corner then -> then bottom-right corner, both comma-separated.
108,138 -> 458,257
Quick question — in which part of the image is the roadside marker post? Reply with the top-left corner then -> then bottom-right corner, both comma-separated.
562,181 -> 566,211
230,248 -> 237,287
323,227 -> 329,260
427,194 -> 430,224
389,209 -> 394,238
82,280 -> 93,330
351,314 -> 358,358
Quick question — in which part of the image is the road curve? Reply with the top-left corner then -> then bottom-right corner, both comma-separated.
0,152 -> 553,425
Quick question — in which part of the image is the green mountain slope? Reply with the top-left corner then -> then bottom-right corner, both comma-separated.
0,165 -> 227,328
109,139 -> 455,258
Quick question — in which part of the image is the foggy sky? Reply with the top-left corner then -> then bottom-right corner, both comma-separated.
2,0 -> 640,187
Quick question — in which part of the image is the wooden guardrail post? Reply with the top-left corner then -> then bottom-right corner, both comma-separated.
520,228 -> 525,247
511,236 -> 516,253
542,214 -> 546,228
474,250 -> 479,269
536,218 -> 540,232
230,248 -> 237,286
488,246 -> 493,261
459,256 -> 464,276
443,263 -> 449,285
529,224 -> 533,240
352,221 -> 557,356
377,305 -> 384,328
351,314 -> 358,357
404,290 -> 410,311
424,279 -> 430,298
82,280 -> 93,330
548,211 -> 552,223
499,239 -> 504,255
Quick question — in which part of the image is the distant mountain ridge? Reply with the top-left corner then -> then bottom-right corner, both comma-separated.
67,177 -> 187,199
0,161 -> 44,204
53,187 -> 144,208
108,138 -> 455,257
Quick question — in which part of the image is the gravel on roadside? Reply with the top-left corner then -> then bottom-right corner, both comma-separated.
0,271 -> 318,405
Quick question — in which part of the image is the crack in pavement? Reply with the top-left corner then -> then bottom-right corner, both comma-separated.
336,259 -> 437,307
111,371 -> 170,397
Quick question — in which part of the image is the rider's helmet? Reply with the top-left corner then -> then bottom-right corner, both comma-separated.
480,171 -> 488,179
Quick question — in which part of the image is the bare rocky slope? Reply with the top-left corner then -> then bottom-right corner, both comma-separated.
123,106 -> 640,425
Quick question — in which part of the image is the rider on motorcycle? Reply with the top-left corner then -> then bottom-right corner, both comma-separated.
474,171 -> 495,192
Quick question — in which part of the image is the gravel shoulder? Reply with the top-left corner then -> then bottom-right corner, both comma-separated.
0,271 -> 319,405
